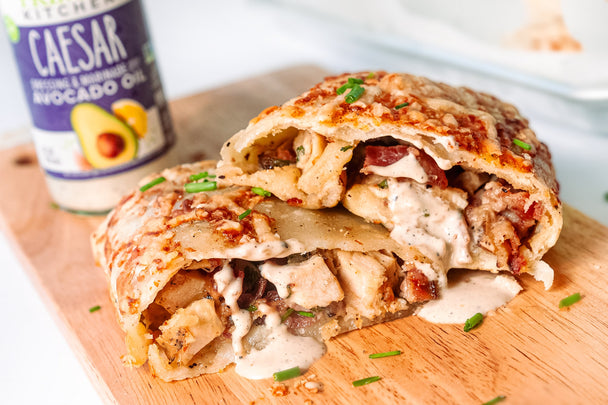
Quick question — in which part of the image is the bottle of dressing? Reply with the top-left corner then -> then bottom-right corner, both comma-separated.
1,0 -> 175,213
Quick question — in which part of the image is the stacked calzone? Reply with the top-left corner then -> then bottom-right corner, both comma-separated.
93,71 -> 562,382
218,71 -> 562,279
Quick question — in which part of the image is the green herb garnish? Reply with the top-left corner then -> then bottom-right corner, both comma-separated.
378,179 -> 388,189
238,209 -> 252,221
140,176 -> 166,192
337,77 -> 366,102
369,350 -> 401,359
559,292 -> 581,308
251,187 -> 271,197
281,308 -> 294,322
189,171 -> 216,181
247,305 -> 257,312
352,376 -> 381,387
395,102 -> 409,110
464,312 -> 483,332
296,310 -> 314,318
604,191 -> 608,202
366,72 -> 375,79
185,181 -> 217,193
296,145 -> 305,160
49,202 -> 60,210
345,85 -> 365,103
89,305 -> 101,313
273,366 -> 301,382
513,139 -> 531,150
340,145 -> 354,152
482,395 -> 506,405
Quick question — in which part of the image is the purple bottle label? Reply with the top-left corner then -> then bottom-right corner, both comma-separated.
2,0 -> 174,180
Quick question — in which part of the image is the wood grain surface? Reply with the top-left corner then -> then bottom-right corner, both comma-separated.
1,65 -> 607,405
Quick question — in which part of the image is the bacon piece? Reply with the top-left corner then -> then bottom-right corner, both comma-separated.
364,144 -> 410,167
363,145 -> 448,188
404,268 -> 438,303
466,180 -> 543,273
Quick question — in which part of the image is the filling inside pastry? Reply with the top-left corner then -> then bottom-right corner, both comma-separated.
231,130 -> 546,275
137,248 -> 435,381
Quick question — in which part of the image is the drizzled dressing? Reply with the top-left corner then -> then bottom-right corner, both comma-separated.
234,304 -> 326,380
417,269 -> 522,324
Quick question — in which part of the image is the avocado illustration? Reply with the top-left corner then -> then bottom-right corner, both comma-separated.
71,103 -> 138,169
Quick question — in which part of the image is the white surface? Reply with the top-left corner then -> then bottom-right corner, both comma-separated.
0,1 -> 607,404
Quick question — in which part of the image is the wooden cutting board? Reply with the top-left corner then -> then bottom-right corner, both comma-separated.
1,65 -> 607,405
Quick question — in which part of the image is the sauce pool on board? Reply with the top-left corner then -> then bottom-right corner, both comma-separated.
1,0 -> 175,213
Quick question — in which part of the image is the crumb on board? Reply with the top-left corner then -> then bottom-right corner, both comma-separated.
270,382 -> 289,397
295,373 -> 324,394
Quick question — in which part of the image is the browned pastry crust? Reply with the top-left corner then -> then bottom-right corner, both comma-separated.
218,72 -> 562,276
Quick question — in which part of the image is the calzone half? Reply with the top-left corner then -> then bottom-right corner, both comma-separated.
92,161 -> 440,381
217,71 -> 562,280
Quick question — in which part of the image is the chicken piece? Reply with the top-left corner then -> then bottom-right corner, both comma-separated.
154,270 -> 217,314
155,298 -> 224,366
342,181 -> 391,225
296,138 -> 354,207
294,130 -> 327,172
260,255 -> 344,309
332,250 -> 403,320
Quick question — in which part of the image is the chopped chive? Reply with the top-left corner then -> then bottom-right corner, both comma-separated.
340,145 -> 353,152
369,350 -> 401,359
395,102 -> 409,110
378,179 -> 388,189
604,191 -> 608,202
49,202 -> 59,209
559,292 -> 581,308
185,181 -> 217,193
296,145 -> 305,160
482,395 -> 506,405
238,209 -> 252,221
281,308 -> 294,322
296,310 -> 315,317
366,72 -> 375,79
189,171 -> 216,181
273,366 -> 301,382
345,85 -> 365,103
246,305 -> 257,312
336,83 -> 350,95
513,139 -> 531,150
89,305 -> 101,313
139,176 -> 166,192
251,187 -> 271,197
337,77 -> 365,95
352,376 -> 381,387
464,312 -> 483,332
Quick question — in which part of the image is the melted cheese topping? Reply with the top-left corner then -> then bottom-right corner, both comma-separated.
417,269 -> 522,324
234,304 -> 326,379
387,179 -> 471,268
364,153 -> 429,184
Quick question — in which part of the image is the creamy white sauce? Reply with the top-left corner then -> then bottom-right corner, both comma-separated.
213,263 -> 251,356
387,179 -> 471,268
528,260 -> 555,290
417,269 -> 522,324
365,153 -> 429,184
260,255 -> 343,308
235,304 -> 326,380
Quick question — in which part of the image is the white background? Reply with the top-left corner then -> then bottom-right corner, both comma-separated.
0,1 -> 607,404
